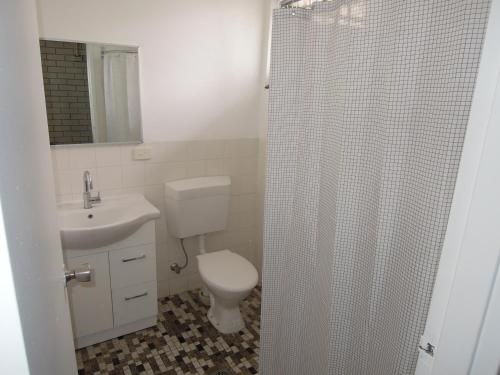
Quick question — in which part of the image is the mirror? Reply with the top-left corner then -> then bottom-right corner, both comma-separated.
39,39 -> 143,145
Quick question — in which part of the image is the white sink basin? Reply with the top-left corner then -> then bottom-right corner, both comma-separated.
58,194 -> 160,249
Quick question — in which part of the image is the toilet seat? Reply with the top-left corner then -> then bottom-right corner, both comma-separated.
197,250 -> 258,293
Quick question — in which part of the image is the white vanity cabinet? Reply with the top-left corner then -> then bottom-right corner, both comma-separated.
65,221 -> 158,349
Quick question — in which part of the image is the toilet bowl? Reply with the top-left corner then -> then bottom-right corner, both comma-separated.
197,249 -> 258,334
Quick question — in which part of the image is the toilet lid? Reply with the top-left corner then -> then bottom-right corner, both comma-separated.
197,250 -> 258,292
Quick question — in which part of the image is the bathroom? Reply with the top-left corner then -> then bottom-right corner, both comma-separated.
0,0 -> 499,374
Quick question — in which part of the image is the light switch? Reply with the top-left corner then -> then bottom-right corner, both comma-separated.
132,146 -> 152,160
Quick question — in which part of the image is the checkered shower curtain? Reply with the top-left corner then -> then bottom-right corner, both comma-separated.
260,1 -> 491,374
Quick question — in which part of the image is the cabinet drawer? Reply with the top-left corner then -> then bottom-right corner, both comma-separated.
109,244 -> 156,289
112,281 -> 158,326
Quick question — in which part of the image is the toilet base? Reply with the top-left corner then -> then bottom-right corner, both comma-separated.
206,294 -> 245,334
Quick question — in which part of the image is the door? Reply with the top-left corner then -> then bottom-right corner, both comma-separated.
0,0 -> 78,374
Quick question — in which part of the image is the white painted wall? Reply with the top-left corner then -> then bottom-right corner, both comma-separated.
36,0 -> 269,141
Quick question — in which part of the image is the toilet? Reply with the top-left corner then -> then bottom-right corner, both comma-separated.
164,176 -> 258,334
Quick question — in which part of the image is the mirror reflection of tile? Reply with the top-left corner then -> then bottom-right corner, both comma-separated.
39,39 -> 142,146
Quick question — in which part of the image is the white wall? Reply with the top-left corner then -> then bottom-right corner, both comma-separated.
36,0 -> 269,141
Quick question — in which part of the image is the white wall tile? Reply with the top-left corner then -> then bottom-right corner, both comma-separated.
224,139 -> 258,158
165,141 -> 188,161
144,163 -> 167,185
203,140 -> 226,159
122,165 -> 145,188
97,167 -> 122,190
69,147 -> 96,169
168,276 -> 189,295
205,159 -> 225,176
186,141 -> 204,160
185,160 -> 205,178
52,148 -> 71,170
157,280 -> 170,299
96,146 -> 122,167
147,143 -> 169,163
164,162 -> 187,182
54,171 -> 72,196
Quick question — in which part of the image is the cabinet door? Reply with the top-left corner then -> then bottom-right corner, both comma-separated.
67,252 -> 113,338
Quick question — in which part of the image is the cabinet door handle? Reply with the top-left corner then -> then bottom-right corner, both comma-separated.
124,292 -> 148,301
121,254 -> 146,263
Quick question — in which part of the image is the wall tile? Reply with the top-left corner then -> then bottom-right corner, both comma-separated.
205,159 -> 225,176
70,147 -> 96,169
144,163 -> 167,185
164,162 -> 187,182
147,143 -> 169,163
203,140 -> 226,159
54,171 -> 72,195
96,146 -> 122,167
165,141 -> 188,161
186,141 -> 204,160
53,148 -> 71,170
224,139 -> 258,158
122,165 -> 145,188
185,160 -> 205,178
157,280 -> 170,299
97,167 -> 122,190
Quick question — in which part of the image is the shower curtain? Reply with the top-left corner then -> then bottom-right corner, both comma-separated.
103,52 -> 141,142
261,1 -> 490,374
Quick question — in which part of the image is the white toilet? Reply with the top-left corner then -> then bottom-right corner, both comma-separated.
164,176 -> 258,334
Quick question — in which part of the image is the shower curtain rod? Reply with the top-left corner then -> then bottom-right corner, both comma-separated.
280,0 -> 300,6
101,50 -> 138,54
280,0 -> 322,8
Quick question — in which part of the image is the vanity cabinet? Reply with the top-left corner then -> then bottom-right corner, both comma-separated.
65,221 -> 158,349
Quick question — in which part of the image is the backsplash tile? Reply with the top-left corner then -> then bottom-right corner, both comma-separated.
51,139 -> 261,298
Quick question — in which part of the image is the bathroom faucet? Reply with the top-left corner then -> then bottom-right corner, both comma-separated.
82,170 -> 101,209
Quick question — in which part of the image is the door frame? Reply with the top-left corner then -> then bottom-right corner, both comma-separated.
415,0 -> 500,373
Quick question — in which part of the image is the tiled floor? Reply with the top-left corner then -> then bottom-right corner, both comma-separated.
76,287 -> 261,375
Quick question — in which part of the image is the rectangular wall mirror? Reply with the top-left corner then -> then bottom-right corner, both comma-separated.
39,39 -> 143,146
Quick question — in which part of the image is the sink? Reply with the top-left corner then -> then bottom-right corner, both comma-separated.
58,194 -> 160,249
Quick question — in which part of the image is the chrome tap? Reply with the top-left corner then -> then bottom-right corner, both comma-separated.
82,170 -> 101,209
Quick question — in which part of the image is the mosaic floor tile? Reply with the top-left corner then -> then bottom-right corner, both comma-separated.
76,287 -> 261,375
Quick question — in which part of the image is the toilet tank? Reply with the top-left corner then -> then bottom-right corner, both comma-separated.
164,176 -> 231,238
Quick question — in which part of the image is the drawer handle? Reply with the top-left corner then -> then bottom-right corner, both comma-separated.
124,292 -> 148,301
121,254 -> 146,263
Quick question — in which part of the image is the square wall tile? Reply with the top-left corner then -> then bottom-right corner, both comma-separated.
203,140 -> 226,159
123,165 -> 145,188
52,148 -> 71,170
224,139 -> 258,158
96,146 -> 122,167
97,167 -> 122,190
205,159 -> 225,176
70,147 -> 96,169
